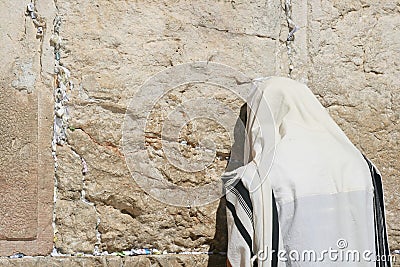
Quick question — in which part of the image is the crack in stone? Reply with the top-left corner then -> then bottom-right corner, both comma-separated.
47,0 -> 102,256
74,127 -> 123,158
67,146 -> 102,255
194,23 -> 277,40
51,0 -> 60,256
283,0 -> 299,77
31,0 -> 46,77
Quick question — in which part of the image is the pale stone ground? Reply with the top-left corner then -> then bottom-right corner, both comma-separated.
0,0 -> 399,266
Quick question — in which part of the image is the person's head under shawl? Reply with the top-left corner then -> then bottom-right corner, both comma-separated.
224,77 -> 391,267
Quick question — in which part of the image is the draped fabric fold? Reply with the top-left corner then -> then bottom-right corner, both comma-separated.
224,77 -> 391,267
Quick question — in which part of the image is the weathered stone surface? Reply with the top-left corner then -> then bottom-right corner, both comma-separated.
55,199 -> 97,254
54,0 -> 286,254
47,0 -> 400,256
0,254 -> 395,266
63,98 -> 230,253
0,255 -> 227,267
289,0 -> 400,250
1,0 -> 398,261
0,0 -> 55,255
56,146 -> 83,201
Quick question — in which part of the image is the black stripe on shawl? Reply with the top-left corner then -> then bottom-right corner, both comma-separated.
227,186 -> 254,225
226,181 -> 279,267
271,191 -> 279,267
226,200 -> 254,257
225,180 -> 254,224
231,180 -> 253,214
363,155 -> 391,267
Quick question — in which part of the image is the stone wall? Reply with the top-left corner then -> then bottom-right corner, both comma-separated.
0,0 -> 399,266
53,0 -> 286,256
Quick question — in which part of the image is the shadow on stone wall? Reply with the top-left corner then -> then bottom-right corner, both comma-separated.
207,104 -> 248,267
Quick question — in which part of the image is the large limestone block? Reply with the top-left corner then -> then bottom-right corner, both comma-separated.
0,0 -> 55,255
55,0 -> 287,253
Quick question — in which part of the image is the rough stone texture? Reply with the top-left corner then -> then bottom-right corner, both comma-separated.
0,0 -> 398,263
55,199 -> 97,254
55,0 -> 287,254
53,0 -> 400,257
1,254 -> 399,266
54,145 -> 98,254
0,0 -> 54,255
0,255 -> 226,267
55,146 -> 84,201
290,0 -> 400,250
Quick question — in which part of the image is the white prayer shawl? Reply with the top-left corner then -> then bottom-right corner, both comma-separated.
224,77 -> 391,267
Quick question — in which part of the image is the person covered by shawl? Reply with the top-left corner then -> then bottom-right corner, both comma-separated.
224,77 -> 391,267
